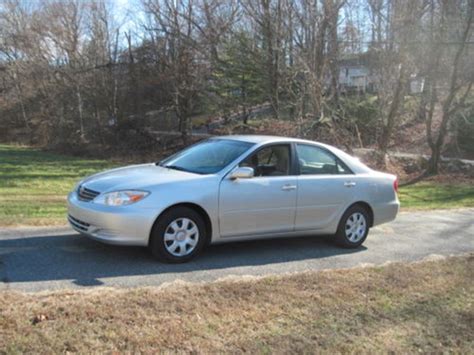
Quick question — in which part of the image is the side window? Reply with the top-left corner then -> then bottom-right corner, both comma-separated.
296,144 -> 351,175
240,145 -> 290,177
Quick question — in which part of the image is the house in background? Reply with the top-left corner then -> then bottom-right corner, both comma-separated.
336,54 -> 424,95
338,56 -> 375,94
409,75 -> 425,94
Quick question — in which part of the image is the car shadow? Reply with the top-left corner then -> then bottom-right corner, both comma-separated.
0,232 -> 367,286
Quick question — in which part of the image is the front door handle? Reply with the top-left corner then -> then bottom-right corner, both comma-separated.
281,184 -> 297,191
344,181 -> 356,187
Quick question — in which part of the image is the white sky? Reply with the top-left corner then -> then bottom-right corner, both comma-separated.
113,0 -> 143,34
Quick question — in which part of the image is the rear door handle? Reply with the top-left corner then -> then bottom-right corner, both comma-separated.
281,184 -> 297,191
344,181 -> 356,187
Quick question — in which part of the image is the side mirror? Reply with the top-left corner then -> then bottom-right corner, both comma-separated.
229,167 -> 254,180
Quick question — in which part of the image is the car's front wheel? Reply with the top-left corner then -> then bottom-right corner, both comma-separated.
334,205 -> 370,248
149,207 -> 207,263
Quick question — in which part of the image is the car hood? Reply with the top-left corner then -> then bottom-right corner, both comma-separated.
80,163 -> 202,192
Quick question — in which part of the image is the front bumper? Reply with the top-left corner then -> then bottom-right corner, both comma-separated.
67,192 -> 157,246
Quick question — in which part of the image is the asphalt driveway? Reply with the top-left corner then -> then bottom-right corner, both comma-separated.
0,209 -> 473,292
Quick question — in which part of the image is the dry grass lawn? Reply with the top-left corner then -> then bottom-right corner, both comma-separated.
1,254 -> 473,353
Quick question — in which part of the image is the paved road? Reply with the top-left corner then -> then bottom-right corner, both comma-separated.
0,209 -> 473,292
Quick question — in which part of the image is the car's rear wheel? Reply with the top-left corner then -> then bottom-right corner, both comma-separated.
149,207 -> 207,263
334,205 -> 370,248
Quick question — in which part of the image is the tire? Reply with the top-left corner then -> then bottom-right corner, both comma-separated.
334,205 -> 370,248
149,207 -> 207,263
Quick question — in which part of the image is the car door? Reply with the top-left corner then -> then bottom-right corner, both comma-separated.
219,144 -> 298,238
295,144 -> 355,231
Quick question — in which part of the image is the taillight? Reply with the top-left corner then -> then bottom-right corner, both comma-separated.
393,177 -> 399,193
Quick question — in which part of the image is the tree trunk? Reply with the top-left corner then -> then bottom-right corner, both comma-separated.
426,2 -> 473,174
15,84 -> 29,129
176,92 -> 191,145
261,0 -> 279,119
379,62 -> 408,156
428,145 -> 441,174
76,85 -> 85,140
326,0 -> 341,106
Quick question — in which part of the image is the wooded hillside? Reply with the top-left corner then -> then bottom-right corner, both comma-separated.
0,0 -> 473,173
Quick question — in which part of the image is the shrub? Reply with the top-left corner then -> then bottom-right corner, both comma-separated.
339,95 -> 379,146
453,105 -> 474,155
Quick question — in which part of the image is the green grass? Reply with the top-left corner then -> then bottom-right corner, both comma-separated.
0,144 -> 472,226
0,144 -> 117,226
399,182 -> 474,210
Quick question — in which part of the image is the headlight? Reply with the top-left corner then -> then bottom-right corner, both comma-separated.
93,190 -> 150,206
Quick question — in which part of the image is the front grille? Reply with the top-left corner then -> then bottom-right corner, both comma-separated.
68,214 -> 90,232
77,185 -> 100,202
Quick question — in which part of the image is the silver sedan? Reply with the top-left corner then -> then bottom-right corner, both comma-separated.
68,135 -> 399,262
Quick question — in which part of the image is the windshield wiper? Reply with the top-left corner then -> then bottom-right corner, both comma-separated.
162,165 -> 192,173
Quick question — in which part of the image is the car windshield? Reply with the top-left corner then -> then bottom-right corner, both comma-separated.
159,139 -> 254,174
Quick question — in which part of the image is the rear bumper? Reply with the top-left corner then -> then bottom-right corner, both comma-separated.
67,192 -> 157,246
372,200 -> 400,226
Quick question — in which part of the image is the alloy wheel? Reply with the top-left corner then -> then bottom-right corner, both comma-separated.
163,217 -> 200,257
345,212 -> 367,243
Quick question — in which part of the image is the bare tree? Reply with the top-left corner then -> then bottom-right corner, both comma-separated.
326,0 -> 345,106
144,0 -> 209,143
423,0 -> 474,174
371,0 -> 426,163
241,0 -> 285,119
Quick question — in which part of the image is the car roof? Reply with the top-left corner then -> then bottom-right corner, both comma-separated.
214,134 -> 315,145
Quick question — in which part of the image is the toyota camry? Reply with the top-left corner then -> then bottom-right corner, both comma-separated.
68,135 -> 399,263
